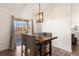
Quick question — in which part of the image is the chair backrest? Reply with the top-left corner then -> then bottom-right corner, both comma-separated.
37,32 -> 52,37
22,34 -> 37,56
43,32 -> 52,37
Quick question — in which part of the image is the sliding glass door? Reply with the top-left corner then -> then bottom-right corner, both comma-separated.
14,20 -> 32,46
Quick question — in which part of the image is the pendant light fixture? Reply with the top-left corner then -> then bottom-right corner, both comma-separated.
36,3 -> 43,23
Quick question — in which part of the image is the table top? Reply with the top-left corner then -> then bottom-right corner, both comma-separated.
35,35 -> 57,43
22,33 -> 57,43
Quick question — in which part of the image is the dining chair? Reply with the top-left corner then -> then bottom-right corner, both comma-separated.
21,34 -> 39,56
72,33 -> 77,45
37,32 -> 52,37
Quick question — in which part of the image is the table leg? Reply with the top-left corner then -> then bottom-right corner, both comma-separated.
39,44 -> 42,56
49,41 -> 52,56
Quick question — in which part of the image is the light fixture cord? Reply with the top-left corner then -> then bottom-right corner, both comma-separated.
39,3 -> 40,13
39,3 -> 40,20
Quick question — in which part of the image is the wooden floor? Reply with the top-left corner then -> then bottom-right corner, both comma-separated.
0,46 -> 21,56
0,45 -> 74,56
1,45 -> 79,56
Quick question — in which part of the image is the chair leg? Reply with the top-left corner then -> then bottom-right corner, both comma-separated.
21,45 -> 23,56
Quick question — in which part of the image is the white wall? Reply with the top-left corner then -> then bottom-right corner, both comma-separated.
41,3 -> 71,51
20,3 -> 71,51
0,7 -> 19,50
72,4 -> 79,28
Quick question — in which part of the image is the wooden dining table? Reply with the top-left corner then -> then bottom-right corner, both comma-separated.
22,33 -> 57,56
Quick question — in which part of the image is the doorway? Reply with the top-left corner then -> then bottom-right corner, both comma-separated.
14,20 -> 27,46
13,17 -> 33,48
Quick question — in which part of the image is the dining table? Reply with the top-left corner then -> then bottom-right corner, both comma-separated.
22,33 -> 57,56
